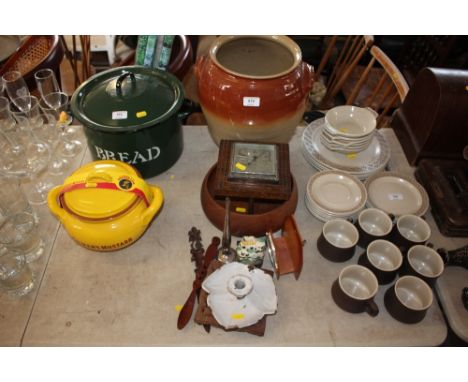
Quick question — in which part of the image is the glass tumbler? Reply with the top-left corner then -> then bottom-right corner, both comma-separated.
0,211 -> 44,263
0,248 -> 35,298
0,176 -> 36,220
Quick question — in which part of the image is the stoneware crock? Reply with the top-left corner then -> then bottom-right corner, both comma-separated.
47,160 -> 164,251
196,35 -> 314,144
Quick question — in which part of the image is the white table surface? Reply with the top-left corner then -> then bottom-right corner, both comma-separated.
2,124 -> 467,346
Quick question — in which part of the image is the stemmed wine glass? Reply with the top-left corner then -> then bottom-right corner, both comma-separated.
34,69 -> 83,157
3,71 -> 31,112
34,69 -> 60,104
0,96 -> 24,155
4,96 -> 52,204
39,92 -> 83,157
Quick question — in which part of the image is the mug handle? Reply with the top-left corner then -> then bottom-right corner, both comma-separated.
364,300 -> 379,317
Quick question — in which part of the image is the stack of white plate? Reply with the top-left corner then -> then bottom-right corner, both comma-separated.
301,118 -> 391,180
305,170 -> 368,222
320,105 -> 376,154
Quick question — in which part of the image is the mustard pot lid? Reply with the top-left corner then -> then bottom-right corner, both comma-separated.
59,160 -> 152,220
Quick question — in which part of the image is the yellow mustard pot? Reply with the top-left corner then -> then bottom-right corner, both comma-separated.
47,160 -> 164,251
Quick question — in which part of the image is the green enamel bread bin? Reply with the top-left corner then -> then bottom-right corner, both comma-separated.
71,66 -> 187,178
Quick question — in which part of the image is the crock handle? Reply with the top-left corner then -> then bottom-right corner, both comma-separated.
116,71 -> 136,96
47,185 -> 68,221
194,55 -> 207,81
300,62 -> 314,96
141,185 -> 164,226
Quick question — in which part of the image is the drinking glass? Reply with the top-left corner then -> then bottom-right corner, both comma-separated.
34,68 -> 60,107
2,71 -> 31,112
10,95 -> 44,131
1,97 -> 50,180
12,95 -> 58,148
5,97 -> 53,204
0,176 -> 36,220
0,211 -> 44,263
8,96 -> 51,174
0,96 -> 23,154
40,91 -> 83,157
0,248 -> 35,298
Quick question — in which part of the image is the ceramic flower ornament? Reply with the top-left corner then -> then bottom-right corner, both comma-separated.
202,262 -> 277,329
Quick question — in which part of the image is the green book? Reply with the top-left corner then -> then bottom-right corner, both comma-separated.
154,35 -> 175,70
135,35 -> 149,66
143,35 -> 158,67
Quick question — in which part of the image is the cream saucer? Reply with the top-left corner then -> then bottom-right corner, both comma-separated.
365,172 -> 429,216
310,171 -> 364,212
305,170 -> 367,222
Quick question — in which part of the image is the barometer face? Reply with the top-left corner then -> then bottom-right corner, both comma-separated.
230,142 -> 279,182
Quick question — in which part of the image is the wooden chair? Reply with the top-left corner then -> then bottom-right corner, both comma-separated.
316,35 -> 374,108
59,35 -> 92,90
342,45 -> 409,128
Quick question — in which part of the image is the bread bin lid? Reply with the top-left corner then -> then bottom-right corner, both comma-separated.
70,65 -> 184,133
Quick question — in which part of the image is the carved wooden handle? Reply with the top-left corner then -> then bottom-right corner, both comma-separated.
177,236 -> 221,330
177,287 -> 199,330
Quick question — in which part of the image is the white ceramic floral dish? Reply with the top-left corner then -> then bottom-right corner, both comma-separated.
202,262 -> 277,329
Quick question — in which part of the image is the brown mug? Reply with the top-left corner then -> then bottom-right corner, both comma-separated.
331,264 -> 379,316
402,244 -> 444,287
355,208 -> 393,249
358,240 -> 403,285
317,219 -> 359,262
384,275 -> 433,324
391,215 -> 431,253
